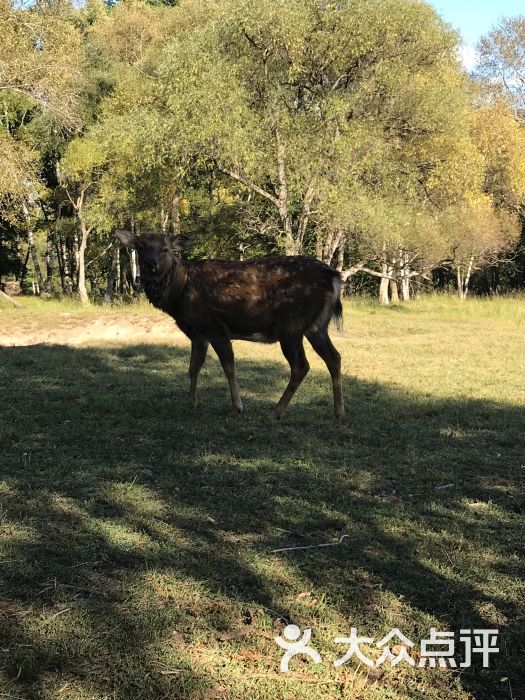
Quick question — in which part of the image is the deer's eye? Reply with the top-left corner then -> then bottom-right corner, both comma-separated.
163,247 -> 169,253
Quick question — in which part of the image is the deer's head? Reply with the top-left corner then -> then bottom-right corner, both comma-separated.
116,230 -> 192,280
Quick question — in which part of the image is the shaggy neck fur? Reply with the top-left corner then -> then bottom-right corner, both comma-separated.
141,257 -> 187,311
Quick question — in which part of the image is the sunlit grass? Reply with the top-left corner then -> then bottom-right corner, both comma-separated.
0,295 -> 523,699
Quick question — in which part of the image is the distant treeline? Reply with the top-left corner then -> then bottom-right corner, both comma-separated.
1,0 -> 524,304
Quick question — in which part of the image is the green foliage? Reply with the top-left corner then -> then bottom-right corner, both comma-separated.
1,0 -> 525,297
471,101 -> 525,213
149,0 -> 485,259
0,220 -> 22,278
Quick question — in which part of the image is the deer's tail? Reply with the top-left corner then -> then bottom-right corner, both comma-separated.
309,272 -> 343,333
331,275 -> 343,331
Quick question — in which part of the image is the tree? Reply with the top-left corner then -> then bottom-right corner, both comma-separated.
58,136 -> 106,302
0,0 -> 85,297
0,0 -> 82,208
0,0 -> 82,124
470,98 -> 525,290
440,197 -> 520,298
471,101 -> 525,213
476,17 -> 525,114
1,0 -> 525,301
152,0 -> 480,261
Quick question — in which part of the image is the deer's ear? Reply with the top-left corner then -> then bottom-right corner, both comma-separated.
116,229 -> 137,248
171,232 -> 194,253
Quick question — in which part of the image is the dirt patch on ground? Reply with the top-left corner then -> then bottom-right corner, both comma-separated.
0,313 -> 185,347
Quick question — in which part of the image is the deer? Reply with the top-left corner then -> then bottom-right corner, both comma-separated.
116,230 -> 344,419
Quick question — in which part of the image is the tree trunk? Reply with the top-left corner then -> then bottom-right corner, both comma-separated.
389,278 -> 399,304
400,250 -> 411,301
21,202 -> 45,295
336,233 -> 346,272
456,257 -> 474,300
44,230 -> 54,294
456,267 -> 466,300
322,230 -> 335,264
274,126 -> 297,255
463,256 -> 474,299
62,238 -> 73,294
104,243 -> 118,305
19,246 -> 30,291
379,273 -> 390,305
378,247 -> 392,304
315,230 -> 323,261
119,247 -> 128,295
129,215 -> 139,291
54,235 -> 65,293
400,274 -> 410,301
171,191 -> 181,235
77,220 -> 89,304
160,207 -> 169,234
27,229 -> 44,296
320,229 -> 345,267
72,230 -> 81,296
295,179 -> 316,252
281,212 -> 295,254
130,249 -> 139,290
115,245 -> 121,296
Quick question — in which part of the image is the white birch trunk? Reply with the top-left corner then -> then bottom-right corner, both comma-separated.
130,249 -> 138,287
390,278 -> 399,304
336,233 -> 346,272
77,220 -> 89,304
379,270 -> 390,305
463,256 -> 475,299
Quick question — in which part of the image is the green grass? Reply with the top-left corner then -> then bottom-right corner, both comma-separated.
0,296 -> 157,334
0,296 -> 524,700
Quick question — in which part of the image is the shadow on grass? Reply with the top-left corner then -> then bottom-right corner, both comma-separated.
0,343 -> 523,699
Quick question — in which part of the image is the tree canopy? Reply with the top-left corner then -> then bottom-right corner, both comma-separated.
1,0 -> 524,302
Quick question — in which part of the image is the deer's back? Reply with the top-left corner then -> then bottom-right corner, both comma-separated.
170,256 -> 341,341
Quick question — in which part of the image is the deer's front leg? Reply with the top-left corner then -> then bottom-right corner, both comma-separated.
188,336 -> 209,408
209,335 -> 243,414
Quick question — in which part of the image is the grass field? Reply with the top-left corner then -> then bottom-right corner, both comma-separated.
0,296 -> 524,700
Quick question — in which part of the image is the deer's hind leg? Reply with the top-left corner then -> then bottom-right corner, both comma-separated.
209,334 -> 244,414
306,327 -> 344,418
272,335 -> 310,419
188,336 -> 209,408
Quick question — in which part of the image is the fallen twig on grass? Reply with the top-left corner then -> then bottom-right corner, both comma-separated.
159,670 -> 185,675
271,534 -> 350,554
39,581 -> 109,597
47,608 -> 70,621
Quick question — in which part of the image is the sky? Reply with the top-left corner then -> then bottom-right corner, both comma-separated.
430,0 -> 524,69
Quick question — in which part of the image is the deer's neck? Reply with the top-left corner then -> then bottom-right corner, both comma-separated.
142,258 -> 187,311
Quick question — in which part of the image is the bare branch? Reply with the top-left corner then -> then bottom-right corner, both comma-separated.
0,289 -> 22,307
296,178 -> 317,247
218,166 -> 280,208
